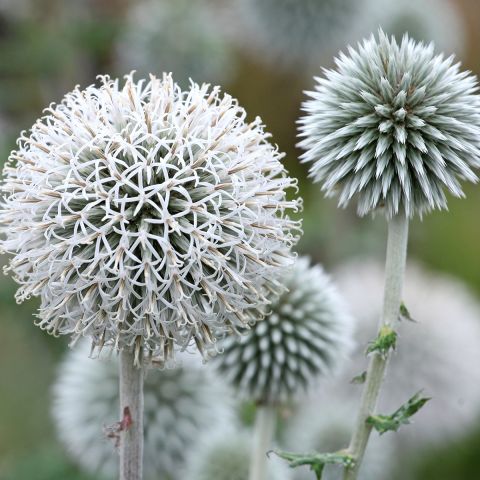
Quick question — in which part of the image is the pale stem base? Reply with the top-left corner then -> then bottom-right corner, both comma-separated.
249,405 -> 277,480
119,348 -> 144,480
343,213 -> 409,480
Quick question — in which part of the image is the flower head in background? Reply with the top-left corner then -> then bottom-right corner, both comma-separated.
184,425 -> 291,480
333,260 -> 480,457
361,0 -> 465,57
0,73 -> 301,362
284,396 -> 394,480
214,257 -> 354,404
116,0 -> 234,86
52,342 -> 234,479
299,30 -> 480,218
235,0 -> 364,70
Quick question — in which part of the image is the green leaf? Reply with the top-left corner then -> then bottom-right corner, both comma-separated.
399,302 -> 416,322
366,324 -> 397,357
367,392 -> 430,435
350,371 -> 367,384
271,450 -> 354,480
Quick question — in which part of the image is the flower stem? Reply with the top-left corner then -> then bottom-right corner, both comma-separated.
119,348 -> 144,480
343,213 -> 409,480
249,404 -> 277,480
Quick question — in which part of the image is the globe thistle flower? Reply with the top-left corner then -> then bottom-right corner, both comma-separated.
235,0 -> 364,70
361,0 -> 466,57
299,30 -> 480,218
115,0 -> 233,86
0,73 -> 301,362
333,260 -> 480,451
284,396 -> 394,480
214,257 -> 354,404
52,342 -> 234,479
184,426 -> 291,480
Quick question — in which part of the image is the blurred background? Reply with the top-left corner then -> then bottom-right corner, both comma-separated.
1,0 -> 480,479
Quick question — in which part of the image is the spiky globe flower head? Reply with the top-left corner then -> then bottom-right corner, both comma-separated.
362,0 -> 466,57
214,257 -> 354,404
52,342 -> 234,479
184,426 -> 291,480
236,0 -> 364,69
284,395 -> 394,480
333,260 -> 480,452
299,30 -> 480,218
0,73 -> 301,362
116,0 -> 233,86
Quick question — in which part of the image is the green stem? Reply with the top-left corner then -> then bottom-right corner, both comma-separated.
343,213 -> 409,480
119,348 -> 144,480
249,404 -> 277,480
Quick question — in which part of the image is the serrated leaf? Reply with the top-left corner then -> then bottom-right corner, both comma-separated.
399,302 -> 416,322
367,392 -> 430,434
366,324 -> 397,357
350,371 -> 367,384
271,450 -> 354,480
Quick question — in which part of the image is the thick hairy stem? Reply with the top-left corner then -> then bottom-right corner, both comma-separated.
343,213 -> 409,480
119,348 -> 144,480
249,404 -> 277,480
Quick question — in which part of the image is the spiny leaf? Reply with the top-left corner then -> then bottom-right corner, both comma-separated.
367,392 -> 430,434
399,302 -> 416,322
366,324 -> 397,357
350,371 -> 367,384
271,449 -> 354,480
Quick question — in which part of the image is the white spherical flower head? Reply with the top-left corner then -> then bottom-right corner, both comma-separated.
299,30 -> 480,218
116,0 -> 233,86
52,342 -> 234,479
333,260 -> 480,450
237,0 -> 364,69
215,257 -> 354,404
0,73 -> 301,361
362,0 -> 466,57
184,426 -> 291,480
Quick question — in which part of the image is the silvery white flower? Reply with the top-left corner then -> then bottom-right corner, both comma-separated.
361,0 -> 466,57
214,257 -> 354,403
284,396 -> 394,480
299,30 -> 480,218
52,342 -> 234,480
184,425 -> 291,480
115,0 -> 233,85
234,0 -> 365,70
333,259 -> 480,453
0,73 -> 301,362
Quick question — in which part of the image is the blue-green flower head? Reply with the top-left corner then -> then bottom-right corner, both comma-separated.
299,30 -> 480,218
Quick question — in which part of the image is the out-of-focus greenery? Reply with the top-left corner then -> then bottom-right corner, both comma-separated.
0,1 -> 480,479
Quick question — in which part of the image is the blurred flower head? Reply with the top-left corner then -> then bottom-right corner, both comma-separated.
299,30 -> 480,218
184,425 -> 291,480
0,73 -> 301,362
52,342 -> 233,479
116,0 -> 234,86
333,260 -> 480,455
235,0 -> 364,70
214,257 -> 354,404
361,0 -> 466,57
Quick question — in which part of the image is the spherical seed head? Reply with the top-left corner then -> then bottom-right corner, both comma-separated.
0,73 -> 301,362
116,0 -> 233,86
214,257 -> 354,404
334,259 -> 480,449
52,342 -> 234,479
184,426 -> 290,480
237,0 -> 363,69
299,30 -> 480,218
